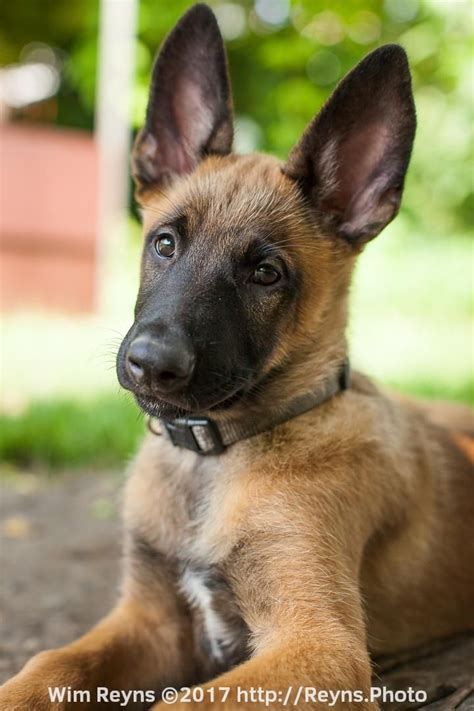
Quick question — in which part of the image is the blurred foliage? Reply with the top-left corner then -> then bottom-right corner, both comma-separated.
0,0 -> 98,129
0,0 -> 472,234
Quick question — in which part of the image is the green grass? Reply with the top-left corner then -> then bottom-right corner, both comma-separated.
0,393 -> 145,470
349,221 -> 473,409
381,378 -> 473,406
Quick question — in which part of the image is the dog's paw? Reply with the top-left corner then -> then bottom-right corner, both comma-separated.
0,649 -> 86,711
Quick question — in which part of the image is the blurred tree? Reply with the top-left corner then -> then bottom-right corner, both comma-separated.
0,0 -> 472,234
0,0 -> 98,129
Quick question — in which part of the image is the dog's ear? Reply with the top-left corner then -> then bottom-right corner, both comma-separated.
283,45 -> 416,245
132,3 -> 233,195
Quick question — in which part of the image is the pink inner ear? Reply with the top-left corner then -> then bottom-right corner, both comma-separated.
331,122 -> 390,212
170,78 -> 214,174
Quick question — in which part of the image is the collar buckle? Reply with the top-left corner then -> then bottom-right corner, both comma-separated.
163,417 -> 225,455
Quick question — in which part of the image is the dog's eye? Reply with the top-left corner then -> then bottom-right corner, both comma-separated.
154,233 -> 176,258
252,263 -> 281,286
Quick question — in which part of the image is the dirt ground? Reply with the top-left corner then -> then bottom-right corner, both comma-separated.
0,470 -> 122,682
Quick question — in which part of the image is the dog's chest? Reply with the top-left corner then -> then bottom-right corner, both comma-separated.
136,441 -> 251,671
180,564 -> 250,674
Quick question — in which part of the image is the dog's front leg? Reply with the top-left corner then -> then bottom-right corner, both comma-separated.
151,631 -> 375,711
150,568 -> 375,708
151,469 -> 381,711
0,572 -> 196,711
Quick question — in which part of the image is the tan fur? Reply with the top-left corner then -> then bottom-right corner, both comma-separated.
1,154 -> 473,710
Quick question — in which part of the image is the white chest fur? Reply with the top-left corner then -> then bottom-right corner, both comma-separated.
180,567 -> 238,664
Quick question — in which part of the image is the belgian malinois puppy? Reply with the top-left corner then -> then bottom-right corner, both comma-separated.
2,4 -> 473,710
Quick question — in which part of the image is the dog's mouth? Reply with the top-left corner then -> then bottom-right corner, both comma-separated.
135,385 -> 248,419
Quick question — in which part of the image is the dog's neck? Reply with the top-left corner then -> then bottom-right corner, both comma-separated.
155,358 -> 349,455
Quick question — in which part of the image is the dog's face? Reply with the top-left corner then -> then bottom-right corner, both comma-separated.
117,3 -> 415,418
119,154 -> 310,416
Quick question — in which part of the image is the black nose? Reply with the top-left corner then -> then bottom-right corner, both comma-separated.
126,335 -> 195,393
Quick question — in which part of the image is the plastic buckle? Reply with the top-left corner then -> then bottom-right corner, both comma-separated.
163,417 -> 225,455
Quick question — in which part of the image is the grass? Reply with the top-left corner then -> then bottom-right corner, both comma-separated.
350,219 -> 473,402
0,393 -> 145,470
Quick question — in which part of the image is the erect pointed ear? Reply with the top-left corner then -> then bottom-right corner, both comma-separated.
132,4 -> 234,196
283,45 -> 416,245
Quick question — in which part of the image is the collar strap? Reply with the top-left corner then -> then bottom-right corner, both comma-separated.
149,360 -> 350,456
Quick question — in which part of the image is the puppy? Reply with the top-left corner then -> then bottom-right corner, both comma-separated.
1,4 -> 472,710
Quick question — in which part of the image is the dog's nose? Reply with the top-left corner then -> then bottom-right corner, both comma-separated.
126,335 -> 195,392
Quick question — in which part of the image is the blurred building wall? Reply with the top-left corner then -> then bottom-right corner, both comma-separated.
0,123 -> 98,312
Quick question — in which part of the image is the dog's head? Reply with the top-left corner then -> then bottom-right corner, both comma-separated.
117,3 -> 416,418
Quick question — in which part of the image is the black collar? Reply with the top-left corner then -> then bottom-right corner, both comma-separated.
148,360 -> 350,456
